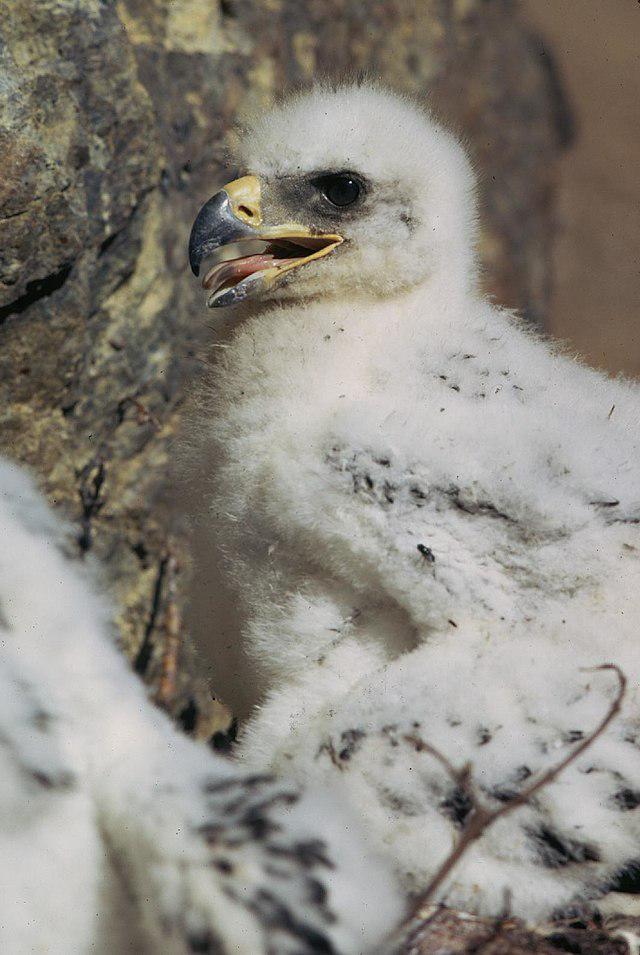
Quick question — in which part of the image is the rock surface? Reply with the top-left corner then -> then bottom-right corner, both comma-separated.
0,0 -> 568,746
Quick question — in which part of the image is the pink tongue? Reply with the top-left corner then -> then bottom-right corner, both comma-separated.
202,253 -> 280,291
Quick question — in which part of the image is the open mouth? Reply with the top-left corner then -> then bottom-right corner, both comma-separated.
201,233 -> 342,308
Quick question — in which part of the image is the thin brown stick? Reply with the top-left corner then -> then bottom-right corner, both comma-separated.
469,665 -> 627,825
400,664 -> 626,948
403,733 -> 468,784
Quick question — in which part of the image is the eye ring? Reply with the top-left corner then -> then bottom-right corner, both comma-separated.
312,173 -> 363,208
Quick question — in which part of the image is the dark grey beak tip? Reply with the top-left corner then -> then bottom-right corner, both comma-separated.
188,193 -> 225,276
188,191 -> 257,278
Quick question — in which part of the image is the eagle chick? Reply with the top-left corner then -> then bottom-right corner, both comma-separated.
188,84 -> 640,920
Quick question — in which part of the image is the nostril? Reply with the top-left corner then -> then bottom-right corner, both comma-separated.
238,204 -> 255,218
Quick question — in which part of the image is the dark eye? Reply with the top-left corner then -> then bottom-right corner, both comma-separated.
314,173 -> 362,208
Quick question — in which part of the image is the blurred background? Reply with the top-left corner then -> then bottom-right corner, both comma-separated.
523,0 -> 639,378
0,0 -> 637,733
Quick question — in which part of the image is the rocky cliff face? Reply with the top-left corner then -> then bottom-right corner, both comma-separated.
0,0 -> 569,736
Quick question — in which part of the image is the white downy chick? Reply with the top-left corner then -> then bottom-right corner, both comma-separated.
187,83 -> 640,921
0,457 -> 402,955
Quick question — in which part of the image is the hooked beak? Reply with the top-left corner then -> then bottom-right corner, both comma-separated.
188,175 -> 343,308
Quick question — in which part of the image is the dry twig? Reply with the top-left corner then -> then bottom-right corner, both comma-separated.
398,664 -> 627,952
